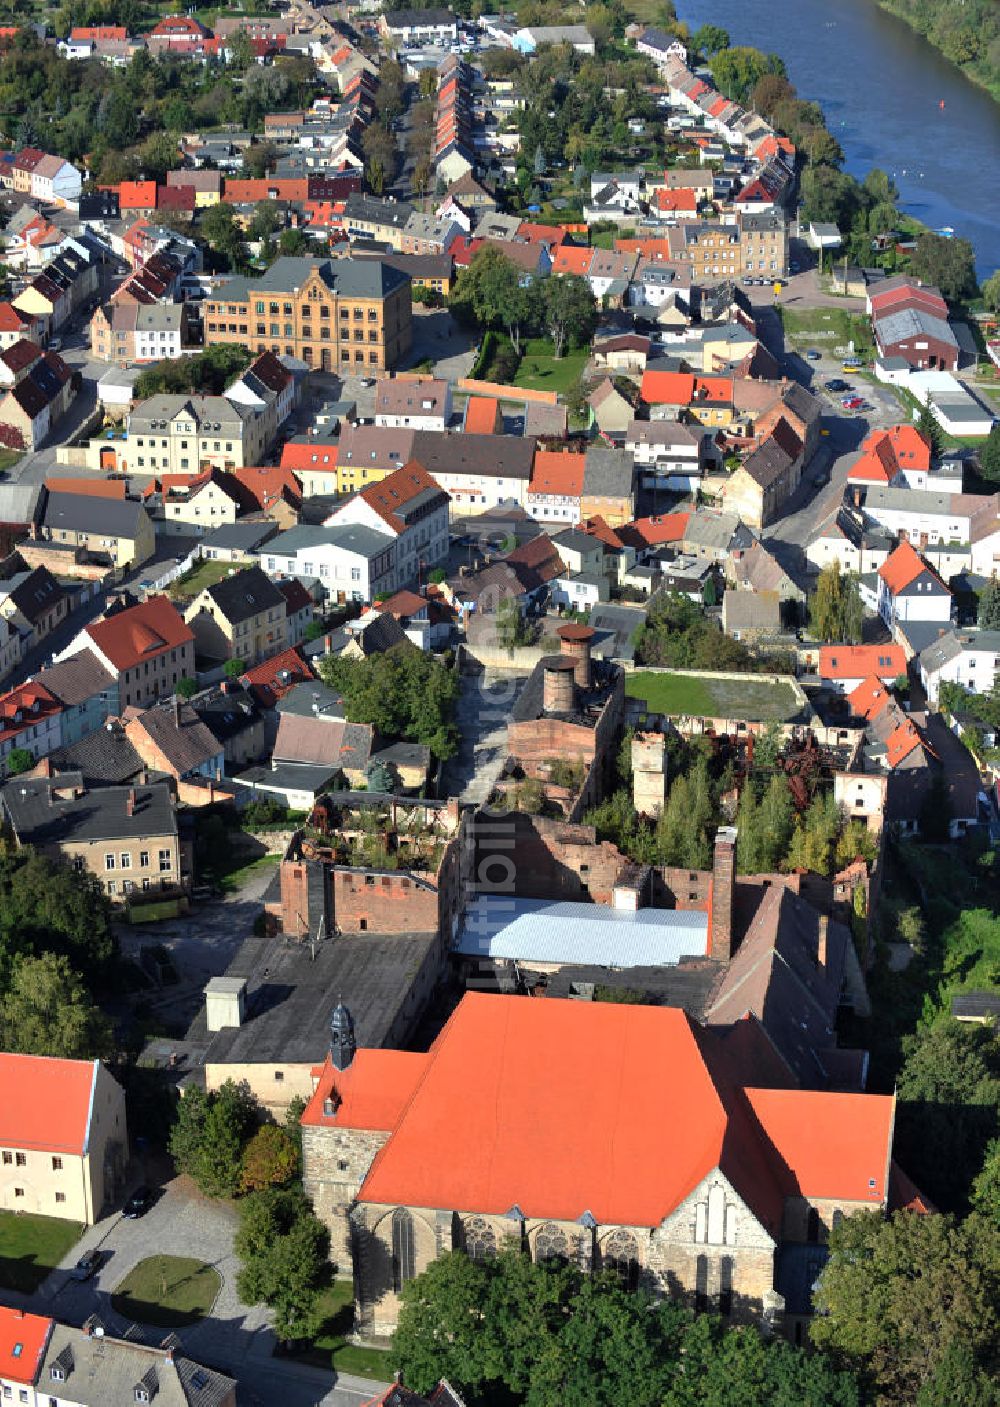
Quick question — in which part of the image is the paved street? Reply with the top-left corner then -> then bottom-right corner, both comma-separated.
29,1175 -> 383,1407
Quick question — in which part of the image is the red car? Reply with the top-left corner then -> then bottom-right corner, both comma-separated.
842,396 -> 865,410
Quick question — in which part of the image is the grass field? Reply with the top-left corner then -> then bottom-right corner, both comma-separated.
626,671 -> 801,722
0,449 -> 23,474
777,305 -> 876,358
513,339 -> 589,394
0,1212 -> 82,1293
168,557 -> 250,602
112,1255 -> 221,1328
292,1279 -> 394,1378
218,852 -> 280,895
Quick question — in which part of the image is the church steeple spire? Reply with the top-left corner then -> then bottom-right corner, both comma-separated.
330,998 -> 356,1072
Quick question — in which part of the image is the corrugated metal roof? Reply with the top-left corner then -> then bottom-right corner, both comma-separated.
455,896 -> 707,968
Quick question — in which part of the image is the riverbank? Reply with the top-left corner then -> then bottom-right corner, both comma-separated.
874,0 -> 1000,104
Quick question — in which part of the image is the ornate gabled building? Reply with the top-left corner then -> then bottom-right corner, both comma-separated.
301,991 -> 896,1342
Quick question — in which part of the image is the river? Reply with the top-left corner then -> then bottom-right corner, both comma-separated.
673,0 -> 1000,277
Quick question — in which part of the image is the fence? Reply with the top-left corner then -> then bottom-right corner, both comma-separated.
145,546 -> 202,593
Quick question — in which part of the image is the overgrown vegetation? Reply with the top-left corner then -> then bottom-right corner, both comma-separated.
634,592 -> 792,672
318,642 -> 459,761
133,344 -> 252,399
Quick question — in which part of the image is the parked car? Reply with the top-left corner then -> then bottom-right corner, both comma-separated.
806,349 -> 821,360
826,379 -> 848,392
70,1250 -> 103,1281
123,1186 -> 154,1219
790,261 -> 800,272
843,396 -> 865,410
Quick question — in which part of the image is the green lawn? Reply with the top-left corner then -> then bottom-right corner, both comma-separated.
0,1212 -> 83,1293
0,448 -> 23,474
112,1255 -> 221,1328
292,1279 -> 394,1379
218,851 -> 280,895
168,557 -> 251,603
626,671 -> 802,722
514,339 -> 589,394
777,304 -> 875,357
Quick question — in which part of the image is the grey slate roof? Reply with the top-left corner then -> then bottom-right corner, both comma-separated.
40,490 -> 147,539
132,700 -> 222,775
583,447 -> 635,496
201,522 -> 278,554
3,775 -> 176,843
410,430 -> 536,482
36,1325 -> 235,1407
49,721 -> 143,785
34,652 -> 115,707
217,255 -> 409,304
920,628 -> 1000,674
264,524 -> 395,561
877,306 -> 958,349
197,565 -> 284,624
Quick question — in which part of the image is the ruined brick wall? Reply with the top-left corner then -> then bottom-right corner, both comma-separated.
470,811 -> 628,904
330,868 -> 439,934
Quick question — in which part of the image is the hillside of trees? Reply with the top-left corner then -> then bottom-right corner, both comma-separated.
876,0 -> 1000,100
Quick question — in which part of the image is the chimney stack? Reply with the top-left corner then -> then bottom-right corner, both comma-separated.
126,787 -> 135,817
817,913 -> 828,970
173,693 -> 181,728
557,623 -> 595,690
542,658 -> 576,715
709,826 -> 738,963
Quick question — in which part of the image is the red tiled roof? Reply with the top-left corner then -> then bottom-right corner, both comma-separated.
848,674 -> 893,721
241,645 -> 313,708
0,1053 -> 99,1154
819,644 -> 906,681
878,540 -> 942,595
885,720 -> 923,767
463,396 -> 501,435
618,512 -> 690,548
305,994 -> 893,1230
579,515 -> 624,549
85,595 -> 193,673
379,588 -> 426,618
744,1086 -> 894,1203
528,449 -> 585,497
227,464 -> 302,512
118,181 -> 157,209
45,476 -> 126,499
552,245 -> 592,276
641,370 -> 732,406
0,682 -> 61,744
358,460 -> 444,534
0,1306 -> 52,1385
281,441 -> 337,471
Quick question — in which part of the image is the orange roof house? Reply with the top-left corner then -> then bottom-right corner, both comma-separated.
847,673 -> 894,721
241,645 -> 313,708
849,425 -> 932,486
462,396 -> 502,435
819,643 -> 906,688
81,594 -> 193,675
117,181 -> 157,211
877,539 -> 937,593
303,993 -> 896,1321
0,1306 -> 52,1385
527,448 -> 586,499
618,512 -> 690,549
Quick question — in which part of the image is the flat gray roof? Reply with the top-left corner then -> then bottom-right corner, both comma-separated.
455,895 -> 708,967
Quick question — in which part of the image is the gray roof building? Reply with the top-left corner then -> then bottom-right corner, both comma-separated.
195,565 -> 284,625
36,1325 -> 235,1407
38,490 -> 149,540
215,255 -> 410,304
2,774 -> 176,845
583,447 -> 635,496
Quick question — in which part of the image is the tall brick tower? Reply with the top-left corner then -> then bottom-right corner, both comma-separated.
710,826 -> 738,963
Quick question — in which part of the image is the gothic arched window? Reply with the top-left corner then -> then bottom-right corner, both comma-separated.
535,1223 -> 569,1262
391,1208 -> 415,1292
602,1229 -> 640,1291
464,1216 -> 497,1261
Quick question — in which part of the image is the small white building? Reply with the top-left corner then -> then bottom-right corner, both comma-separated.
259,524 -> 396,604
919,628 -> 1000,706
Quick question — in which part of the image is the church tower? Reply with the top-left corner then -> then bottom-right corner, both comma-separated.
330,1000 -> 356,1072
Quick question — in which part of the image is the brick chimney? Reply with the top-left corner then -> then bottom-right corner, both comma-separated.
126,787 -> 135,818
709,826 -> 738,962
817,913 -> 828,970
557,623 -> 595,690
542,658 -> 576,714
173,694 -> 181,728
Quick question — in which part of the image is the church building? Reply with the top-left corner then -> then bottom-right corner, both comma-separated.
301,992 -> 897,1340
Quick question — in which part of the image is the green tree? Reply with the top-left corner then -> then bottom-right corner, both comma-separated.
917,392 -> 943,456
223,658 -> 246,681
169,1079 -> 258,1198
5,747 -> 33,776
249,199 -> 281,240
758,774 -> 794,869
977,425 -> 1000,484
240,1124 -> 299,1192
982,269 -> 1000,314
227,27 -> 254,72
277,228 -> 309,257
199,202 -> 246,270
811,1210 -> 1000,1405
977,576 -> 1000,628
451,246 -> 540,354
910,233 -> 978,302
0,849 -> 116,991
176,676 -> 198,700
495,594 -> 530,651
319,642 -> 459,760
235,1185 -> 330,1341
709,46 -> 786,104
0,952 -> 110,1058
394,1249 -> 495,1395
809,560 -> 863,643
693,23 -> 729,56
542,274 -> 598,358
894,1019 -> 1000,1213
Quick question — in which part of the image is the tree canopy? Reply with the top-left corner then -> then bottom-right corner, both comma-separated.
394,1247 -> 860,1406
909,233 -> 978,302
168,1080 -> 258,1198
235,1185 -> 330,1342
0,848 -> 116,993
808,561 -> 864,643
0,952 -> 111,1059
811,1210 -> 1000,1405
319,642 -> 459,760
133,344 -> 252,400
